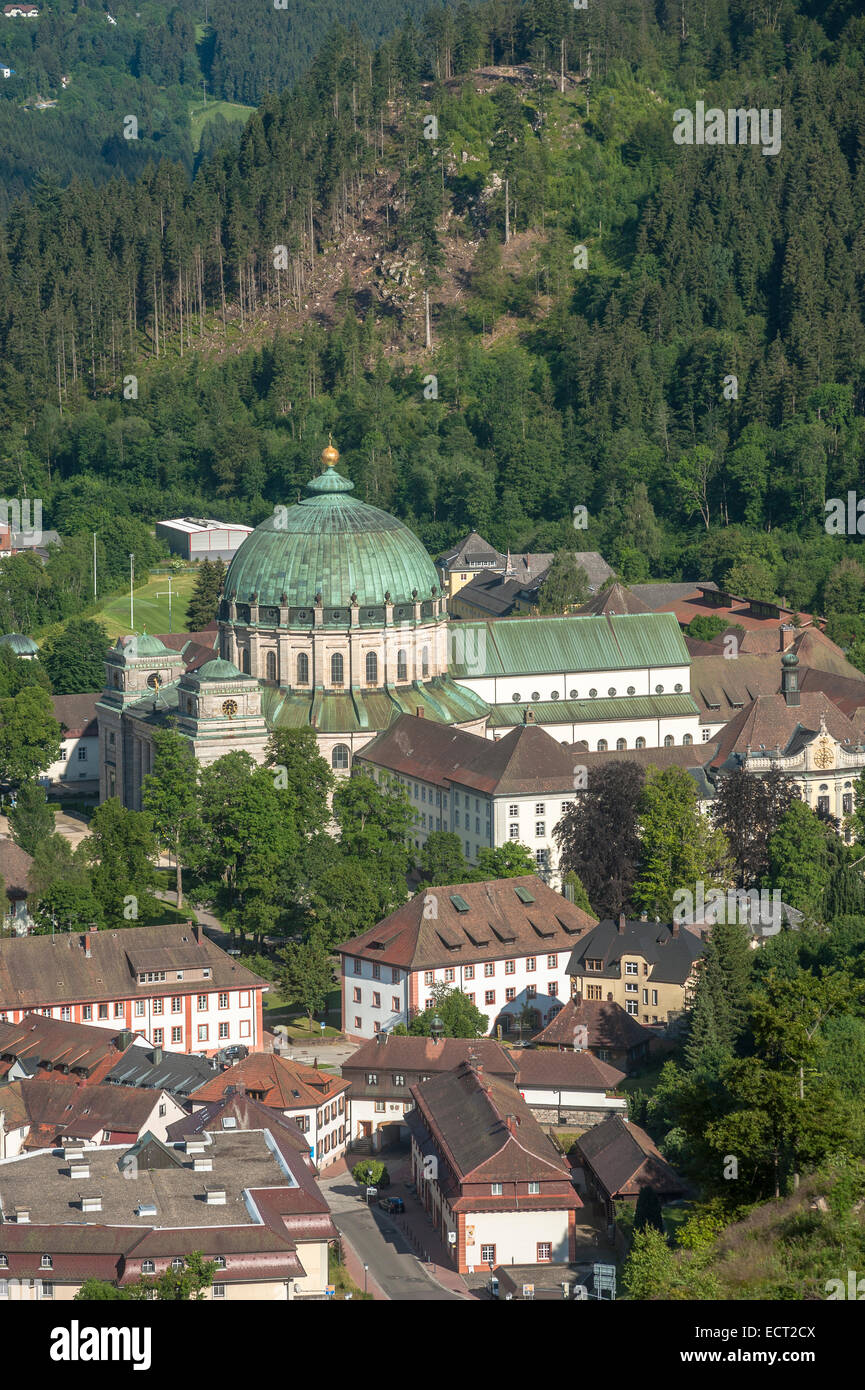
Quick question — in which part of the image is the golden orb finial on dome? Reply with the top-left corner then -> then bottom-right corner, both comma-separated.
321,433 -> 339,468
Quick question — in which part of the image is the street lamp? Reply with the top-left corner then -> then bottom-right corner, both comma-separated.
363,1263 -> 368,1295
430,1012 -> 445,1042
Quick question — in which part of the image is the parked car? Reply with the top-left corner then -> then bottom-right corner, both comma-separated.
378,1196 -> 405,1215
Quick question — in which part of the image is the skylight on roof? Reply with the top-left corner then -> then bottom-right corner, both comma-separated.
449,894 -> 470,912
513,886 -> 535,904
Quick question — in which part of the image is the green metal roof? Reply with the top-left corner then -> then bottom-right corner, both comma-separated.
449,613 -> 690,678
224,463 -> 441,615
0,632 -> 38,654
261,677 -> 488,735
487,693 -> 699,728
194,658 -> 245,680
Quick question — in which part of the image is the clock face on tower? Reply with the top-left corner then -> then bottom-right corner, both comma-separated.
222,699 -> 238,720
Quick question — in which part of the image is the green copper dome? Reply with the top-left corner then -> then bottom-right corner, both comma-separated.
194,658 -> 245,680
0,632 -> 38,655
224,449 -> 441,619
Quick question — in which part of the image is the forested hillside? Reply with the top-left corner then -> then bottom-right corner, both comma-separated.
2,0 -> 865,638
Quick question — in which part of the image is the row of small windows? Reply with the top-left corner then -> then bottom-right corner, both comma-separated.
590,734 -> 694,751
509,683 -> 685,703
261,649 -> 432,687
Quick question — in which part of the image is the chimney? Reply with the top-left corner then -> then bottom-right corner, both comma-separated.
84,932 -> 92,958
671,922 -> 680,938
505,1114 -> 519,1135
617,913 -> 626,934
116,1029 -> 134,1052
152,1046 -> 163,1066
416,707 -> 425,718
191,921 -> 201,945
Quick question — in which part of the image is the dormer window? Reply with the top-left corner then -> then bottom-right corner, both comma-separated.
41,1255 -> 52,1270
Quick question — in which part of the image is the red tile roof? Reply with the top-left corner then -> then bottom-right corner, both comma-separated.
189,1051 -> 348,1109
0,1012 -> 123,1078
342,1035 -> 518,1078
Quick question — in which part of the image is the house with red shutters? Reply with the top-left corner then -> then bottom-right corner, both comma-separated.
406,1059 -> 581,1274
335,874 -> 595,1043
0,923 -> 267,1056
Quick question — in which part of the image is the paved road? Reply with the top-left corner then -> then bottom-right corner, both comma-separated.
321,1177 -> 464,1301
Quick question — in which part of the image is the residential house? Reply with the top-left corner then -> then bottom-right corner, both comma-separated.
511,1048 -> 627,1124
406,1060 -> 582,1273
531,997 -> 655,1075
1,1077 -> 186,1151
576,1114 -> 686,1225
40,692 -> 100,793
0,923 -> 268,1054
0,1127 -> 337,1300
341,1034 -> 519,1146
356,712 -> 585,883
335,874 -> 595,1042
186,1051 -> 349,1169
566,913 -> 706,1025
0,838 -> 34,933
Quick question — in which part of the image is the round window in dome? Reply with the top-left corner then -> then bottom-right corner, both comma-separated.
655,684 -> 664,694
675,683 -> 683,693
569,689 -> 578,699
550,691 -> 559,701
627,686 -> 635,695
531,691 -> 540,701
608,687 -> 616,697
589,688 -> 597,698
512,693 -> 521,703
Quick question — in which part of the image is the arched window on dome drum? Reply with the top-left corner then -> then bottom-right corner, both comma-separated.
365,651 -> 378,685
241,648 -> 250,675
421,646 -> 430,678
597,739 -> 607,751
266,651 -> 277,682
332,744 -> 350,770
296,652 -> 309,686
331,652 -> 344,686
397,649 -> 408,682
683,733 -> 693,746
636,737 -> 646,749
616,738 -> 627,750
664,734 -> 674,747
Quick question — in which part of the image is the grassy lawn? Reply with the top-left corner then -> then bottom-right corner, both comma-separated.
95,570 -> 198,640
188,98 -> 255,152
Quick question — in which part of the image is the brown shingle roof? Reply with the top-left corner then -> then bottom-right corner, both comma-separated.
0,837 -> 34,898
335,875 -> 595,972
0,1012 -> 121,1077
164,1093 -> 312,1159
410,1061 -> 577,1188
577,1115 -> 684,1199
0,924 -> 267,1010
575,581 -> 651,616
189,1051 -> 348,1109
342,1036 -> 518,1079
17,1077 -> 164,1143
708,692 -> 865,771
357,713 -> 577,795
51,692 -> 99,738
532,997 -> 655,1051
512,1047 -> 625,1090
